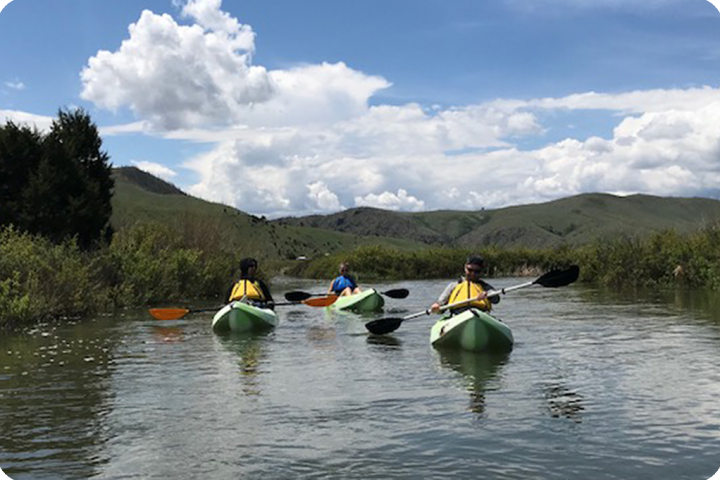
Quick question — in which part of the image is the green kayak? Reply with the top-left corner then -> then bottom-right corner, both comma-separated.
329,288 -> 384,313
430,308 -> 513,353
212,301 -> 279,334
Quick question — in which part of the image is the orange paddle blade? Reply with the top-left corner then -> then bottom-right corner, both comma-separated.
303,295 -> 338,307
148,308 -> 190,320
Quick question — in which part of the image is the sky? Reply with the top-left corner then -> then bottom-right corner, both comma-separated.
2,0 -> 720,218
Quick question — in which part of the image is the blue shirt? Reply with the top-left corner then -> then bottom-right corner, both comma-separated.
330,275 -> 358,294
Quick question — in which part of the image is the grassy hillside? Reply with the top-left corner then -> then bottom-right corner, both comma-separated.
111,167 -> 427,263
275,193 -> 720,248
113,167 -> 720,254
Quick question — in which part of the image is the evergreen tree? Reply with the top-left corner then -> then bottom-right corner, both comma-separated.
0,108 -> 114,248
0,122 -> 43,227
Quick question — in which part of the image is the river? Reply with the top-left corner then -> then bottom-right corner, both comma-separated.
1,277 -> 719,479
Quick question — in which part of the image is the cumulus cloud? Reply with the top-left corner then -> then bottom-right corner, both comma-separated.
355,189 -> 425,211
131,161 -> 178,181
80,4 -> 275,130
76,0 -> 720,217
307,181 -> 343,211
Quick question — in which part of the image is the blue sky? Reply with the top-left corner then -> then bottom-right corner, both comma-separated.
2,0 -> 720,217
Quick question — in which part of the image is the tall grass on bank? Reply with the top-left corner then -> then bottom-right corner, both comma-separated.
287,244 -> 576,281
0,220 -> 258,330
290,225 -> 720,290
4,222 -> 720,329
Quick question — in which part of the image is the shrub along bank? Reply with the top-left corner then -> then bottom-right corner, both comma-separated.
0,223 -> 250,330
289,224 -> 720,289
3,222 -> 720,330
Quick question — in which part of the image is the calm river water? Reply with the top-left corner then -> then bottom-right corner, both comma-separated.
1,277 -> 719,479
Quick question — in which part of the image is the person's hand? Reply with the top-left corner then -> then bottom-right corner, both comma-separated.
430,302 -> 441,313
476,291 -> 488,300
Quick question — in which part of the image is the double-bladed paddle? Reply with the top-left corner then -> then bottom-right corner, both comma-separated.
284,288 -> 409,302
148,295 -> 339,320
365,265 -> 580,335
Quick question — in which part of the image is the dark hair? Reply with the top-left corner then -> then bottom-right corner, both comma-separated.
240,257 -> 258,276
465,255 -> 484,267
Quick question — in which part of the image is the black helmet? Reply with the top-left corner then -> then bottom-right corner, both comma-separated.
465,255 -> 484,267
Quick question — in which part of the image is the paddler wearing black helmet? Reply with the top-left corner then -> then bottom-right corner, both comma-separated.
226,257 -> 275,308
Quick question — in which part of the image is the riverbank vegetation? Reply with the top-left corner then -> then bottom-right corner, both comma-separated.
0,223 -> 246,329
4,219 -> 720,329
289,224 -> 720,289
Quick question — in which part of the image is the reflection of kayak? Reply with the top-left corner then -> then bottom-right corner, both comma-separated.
329,288 -> 384,313
212,301 -> 278,334
430,308 -> 513,352
436,349 -> 510,416
437,349 -> 510,383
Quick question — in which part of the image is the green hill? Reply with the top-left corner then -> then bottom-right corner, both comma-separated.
275,193 -> 720,249
110,167 -> 426,262
112,167 -> 720,253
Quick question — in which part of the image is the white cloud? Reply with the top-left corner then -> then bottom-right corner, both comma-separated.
708,0 -> 720,14
0,0 -> 12,14
74,0 -> 720,217
355,189 -> 425,211
0,109 -> 54,131
80,4 -> 275,130
4,80 -> 24,90
307,181 -> 343,211
131,161 -> 178,181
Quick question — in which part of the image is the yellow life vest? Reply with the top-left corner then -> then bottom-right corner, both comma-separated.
447,280 -> 492,311
229,279 -> 266,302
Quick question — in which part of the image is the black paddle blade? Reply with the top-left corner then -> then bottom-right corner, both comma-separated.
365,317 -> 404,335
535,265 -> 580,288
284,291 -> 313,302
383,288 -> 409,299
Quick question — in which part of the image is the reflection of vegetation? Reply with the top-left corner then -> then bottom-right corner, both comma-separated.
543,382 -> 585,423
0,319 -> 118,478
437,350 -> 510,417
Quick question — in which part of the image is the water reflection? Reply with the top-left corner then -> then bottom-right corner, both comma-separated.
0,320 -> 119,479
437,350 -> 510,416
151,325 -> 184,344
542,381 -> 585,422
215,332 -> 272,397
366,334 -> 403,348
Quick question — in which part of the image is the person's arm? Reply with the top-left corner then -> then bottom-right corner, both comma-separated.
328,277 -> 337,294
258,279 -> 274,303
480,280 -> 500,304
431,282 -> 456,313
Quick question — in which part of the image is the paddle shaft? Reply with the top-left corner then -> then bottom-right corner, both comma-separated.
365,265 -> 579,335
400,287 -> 508,321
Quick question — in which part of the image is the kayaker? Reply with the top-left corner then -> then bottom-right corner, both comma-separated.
328,262 -> 362,297
227,257 -> 275,308
429,255 -> 499,314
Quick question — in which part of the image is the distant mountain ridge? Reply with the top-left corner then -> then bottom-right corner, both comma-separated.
112,167 -> 720,253
275,193 -> 720,249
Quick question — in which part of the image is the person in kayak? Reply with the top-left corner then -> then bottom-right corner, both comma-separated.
328,262 -> 362,297
227,257 -> 275,308
429,255 -> 499,314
